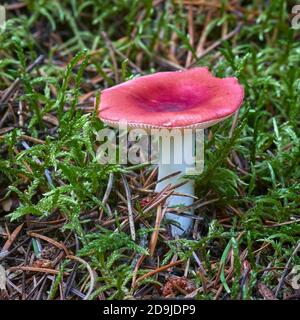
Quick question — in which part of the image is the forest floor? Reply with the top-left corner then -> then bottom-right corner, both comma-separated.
0,0 -> 300,300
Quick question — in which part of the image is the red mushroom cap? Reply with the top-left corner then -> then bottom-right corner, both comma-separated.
97,67 -> 244,129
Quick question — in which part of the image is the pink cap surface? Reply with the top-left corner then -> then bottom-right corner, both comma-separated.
97,67 -> 244,129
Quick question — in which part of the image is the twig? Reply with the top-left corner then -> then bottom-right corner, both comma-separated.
1,223 -> 24,252
143,189 -> 174,214
28,232 -> 69,256
136,259 -> 184,283
102,173 -> 114,210
185,4 -> 195,67
195,8 -> 212,56
192,251 -> 207,275
8,266 -> 69,276
187,22 -> 243,68
20,135 -> 45,144
66,255 -> 96,300
63,235 -> 80,299
0,238 -> 30,261
149,205 -> 166,256
121,174 -> 136,241
275,240 -> 300,298
143,167 -> 158,188
21,241 -> 32,300
174,0 -> 236,11
154,56 -> 185,70
146,170 -> 181,189
229,110 -> 240,138
101,32 -> 120,83
110,46 -> 143,74
47,275 -> 85,299
26,275 -> 47,300
264,219 -> 300,228
0,105 -> 15,128
0,55 -> 44,105
6,3 -> 27,10
169,197 -> 220,214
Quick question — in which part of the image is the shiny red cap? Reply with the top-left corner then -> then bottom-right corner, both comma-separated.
97,67 -> 244,129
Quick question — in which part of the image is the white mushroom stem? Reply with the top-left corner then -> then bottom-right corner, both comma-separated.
154,129 -> 202,237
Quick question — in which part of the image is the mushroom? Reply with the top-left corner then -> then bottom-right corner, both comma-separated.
96,67 -> 244,237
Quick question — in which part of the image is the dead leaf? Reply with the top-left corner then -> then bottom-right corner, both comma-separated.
162,276 -> 196,297
32,259 -> 53,269
257,282 -> 278,300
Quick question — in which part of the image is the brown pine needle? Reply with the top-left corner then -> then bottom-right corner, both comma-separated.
149,205 -> 166,256
1,223 -> 24,252
136,259 -> 184,284
28,232 -> 69,256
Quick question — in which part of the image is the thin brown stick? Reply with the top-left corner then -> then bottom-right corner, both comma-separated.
229,110 -> 240,138
1,223 -> 24,252
143,167 -> 158,188
195,8 -> 211,56
185,5 -> 195,67
264,219 -> 300,228
143,190 -> 174,213
28,232 -> 69,256
136,259 -> 184,283
0,55 -> 44,104
20,135 -> 45,145
8,266 -> 69,276
146,170 -> 181,189
101,32 -> 120,84
102,173 -> 114,209
6,3 -> 27,10
121,174 -> 136,241
149,205 -> 166,256
275,240 -> 300,297
188,22 -> 243,68
174,0 -> 234,11
66,255 -> 96,300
